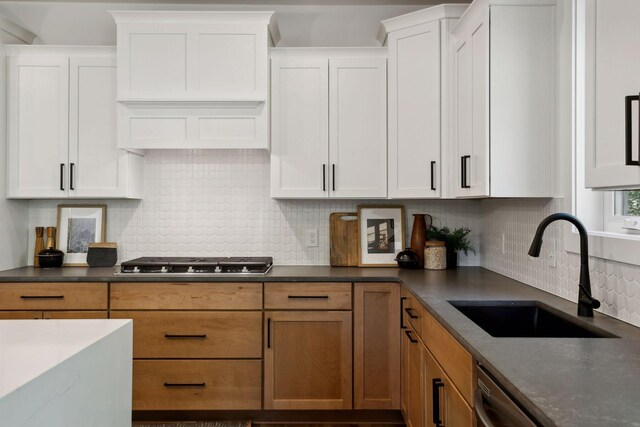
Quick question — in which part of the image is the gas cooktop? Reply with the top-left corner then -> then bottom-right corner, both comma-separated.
116,256 -> 273,276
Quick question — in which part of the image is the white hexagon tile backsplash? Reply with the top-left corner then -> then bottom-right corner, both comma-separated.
27,149 -> 482,266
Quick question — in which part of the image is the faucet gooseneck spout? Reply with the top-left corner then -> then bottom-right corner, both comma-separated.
528,213 -> 601,317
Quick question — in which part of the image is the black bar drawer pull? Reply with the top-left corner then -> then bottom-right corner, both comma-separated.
404,329 -> 418,344
461,155 -> 471,188
60,163 -> 65,191
625,94 -> 640,166
20,295 -> 64,300
400,296 -> 407,329
404,307 -> 419,319
322,164 -> 326,191
267,317 -> 271,349
287,295 -> 329,299
164,334 -> 207,339
332,163 -> 336,191
430,161 -> 436,191
432,378 -> 445,426
70,163 -> 75,190
164,382 -> 206,388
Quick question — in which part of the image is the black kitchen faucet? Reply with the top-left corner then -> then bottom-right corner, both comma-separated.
528,213 -> 601,317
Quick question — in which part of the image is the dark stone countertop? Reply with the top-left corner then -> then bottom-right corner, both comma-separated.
0,265 -> 639,426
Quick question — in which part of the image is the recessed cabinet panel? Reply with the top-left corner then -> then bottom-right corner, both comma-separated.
264,311 -> 352,409
197,33 -> 256,92
8,57 -> 69,198
329,58 -> 387,198
388,22 -> 441,198
129,33 -> 187,93
270,58 -> 330,198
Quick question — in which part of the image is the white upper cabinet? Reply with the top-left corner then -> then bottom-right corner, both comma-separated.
382,5 -> 467,199
6,46 -> 143,199
329,58 -> 387,198
270,49 -> 387,199
270,58 -> 329,198
451,0 -> 556,198
111,11 -> 279,150
584,0 -> 640,189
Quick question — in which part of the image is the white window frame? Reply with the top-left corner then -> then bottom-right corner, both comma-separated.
566,0 -> 640,266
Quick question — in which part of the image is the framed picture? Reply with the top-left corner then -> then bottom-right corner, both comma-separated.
357,205 -> 405,267
57,204 -> 106,266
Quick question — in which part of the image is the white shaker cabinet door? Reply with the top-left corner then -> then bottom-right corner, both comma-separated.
453,11 -> 490,198
329,58 -> 387,199
585,0 -> 640,189
388,21 -> 441,198
270,58 -> 330,198
7,57 -> 69,198
69,57 -> 140,198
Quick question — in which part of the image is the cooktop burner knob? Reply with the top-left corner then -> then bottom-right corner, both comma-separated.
242,266 -> 249,273
215,266 -> 222,273
187,266 -> 195,273
132,267 -> 140,273
160,266 -> 168,273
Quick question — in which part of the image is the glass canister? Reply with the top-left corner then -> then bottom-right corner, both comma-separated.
424,241 -> 447,270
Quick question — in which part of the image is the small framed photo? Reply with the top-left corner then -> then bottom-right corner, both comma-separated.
57,204 -> 107,266
357,205 -> 405,267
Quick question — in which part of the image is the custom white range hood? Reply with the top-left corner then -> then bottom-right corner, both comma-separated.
111,11 -> 280,149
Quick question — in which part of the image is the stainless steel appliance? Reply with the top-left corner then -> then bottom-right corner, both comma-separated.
116,256 -> 273,276
475,366 -> 538,427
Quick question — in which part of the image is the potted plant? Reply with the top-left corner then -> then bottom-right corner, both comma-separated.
427,226 -> 476,269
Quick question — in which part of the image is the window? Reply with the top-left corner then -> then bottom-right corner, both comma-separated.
603,190 -> 640,234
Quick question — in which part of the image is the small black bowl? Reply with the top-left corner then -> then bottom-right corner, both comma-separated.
38,248 -> 64,268
395,247 -> 420,269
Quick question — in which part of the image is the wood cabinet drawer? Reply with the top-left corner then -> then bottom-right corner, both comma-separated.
111,311 -> 262,359
424,309 -> 474,405
0,283 -> 107,310
110,282 -> 262,310
43,311 -> 108,319
265,282 -> 352,310
133,360 -> 261,410
401,291 -> 423,338
0,311 -> 42,319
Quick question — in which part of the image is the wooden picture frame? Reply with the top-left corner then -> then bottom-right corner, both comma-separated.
357,205 -> 405,267
56,204 -> 107,266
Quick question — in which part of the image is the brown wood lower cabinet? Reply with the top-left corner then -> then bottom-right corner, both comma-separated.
403,326 -> 424,427
0,311 -> 107,319
354,282 -> 400,410
110,311 -> 262,358
424,348 -> 473,427
0,311 -> 42,319
132,360 -> 262,410
264,311 -> 352,409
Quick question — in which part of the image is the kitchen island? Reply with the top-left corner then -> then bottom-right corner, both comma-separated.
0,266 -> 639,426
0,319 -> 133,427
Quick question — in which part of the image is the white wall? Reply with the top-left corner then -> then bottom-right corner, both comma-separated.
0,29 -> 29,270
0,1 -> 430,47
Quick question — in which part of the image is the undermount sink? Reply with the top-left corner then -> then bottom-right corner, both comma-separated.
449,300 -> 618,338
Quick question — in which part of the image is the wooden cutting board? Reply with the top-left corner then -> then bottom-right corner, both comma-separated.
330,212 -> 359,267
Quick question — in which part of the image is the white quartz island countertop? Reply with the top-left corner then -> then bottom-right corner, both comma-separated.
0,319 -> 133,427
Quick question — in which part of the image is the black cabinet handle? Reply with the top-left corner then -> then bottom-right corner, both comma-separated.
60,163 -> 65,191
332,164 -> 336,191
405,307 -> 419,319
164,334 -> 206,339
625,94 -> 640,166
432,378 -> 445,426
267,317 -> 271,349
430,161 -> 436,191
461,155 -> 471,188
70,163 -> 75,190
287,295 -> 329,299
164,383 -> 205,388
400,296 -> 407,329
21,295 -> 64,300
322,164 -> 326,191
404,329 -> 418,343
